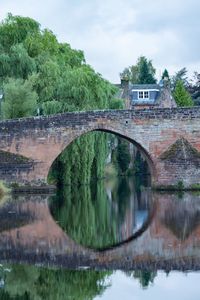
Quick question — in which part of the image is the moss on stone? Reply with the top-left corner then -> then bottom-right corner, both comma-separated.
153,185 -> 182,191
153,181 -> 200,191
160,137 -> 200,161
0,150 -> 33,163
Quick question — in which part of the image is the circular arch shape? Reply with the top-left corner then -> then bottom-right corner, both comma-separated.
47,125 -> 157,183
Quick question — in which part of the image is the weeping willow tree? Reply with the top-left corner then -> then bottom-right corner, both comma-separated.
0,13 -> 123,185
49,131 -> 112,186
92,132 -> 109,179
49,133 -> 97,186
2,77 -> 38,119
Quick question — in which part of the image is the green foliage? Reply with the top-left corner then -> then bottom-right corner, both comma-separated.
50,183 -> 116,249
92,133 -> 109,179
109,97 -> 124,109
116,139 -> 131,174
0,13 -> 40,52
120,56 -> 157,84
2,263 -> 110,300
162,69 -> 170,80
173,80 -> 193,107
10,44 -> 36,79
130,270 -> 157,288
154,182 -> 200,191
177,180 -> 184,190
189,183 -> 200,190
134,150 -> 149,175
48,132 -> 109,186
138,56 -> 156,84
35,268 -> 110,300
56,65 -> 117,111
49,177 -> 132,249
2,78 -> 38,119
41,100 -> 63,115
171,67 -> 188,90
0,43 -> 36,80
34,58 -> 61,103
0,13 -> 116,112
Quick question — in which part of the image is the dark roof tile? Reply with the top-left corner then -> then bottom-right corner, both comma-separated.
130,84 -> 160,90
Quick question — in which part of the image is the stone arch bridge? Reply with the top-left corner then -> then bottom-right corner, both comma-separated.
0,107 -> 200,187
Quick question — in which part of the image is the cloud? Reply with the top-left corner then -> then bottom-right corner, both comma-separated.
0,0 -> 199,82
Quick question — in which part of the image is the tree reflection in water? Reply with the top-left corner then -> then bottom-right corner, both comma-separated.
49,176 -> 151,249
0,264 -> 111,300
126,270 -> 157,289
0,263 -> 160,299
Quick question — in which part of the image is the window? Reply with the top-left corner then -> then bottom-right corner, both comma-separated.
138,91 -> 149,99
139,91 -> 143,99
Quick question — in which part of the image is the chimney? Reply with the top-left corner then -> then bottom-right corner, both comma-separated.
120,78 -> 129,89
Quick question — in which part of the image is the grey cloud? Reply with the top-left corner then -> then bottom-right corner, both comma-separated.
0,0 -> 200,81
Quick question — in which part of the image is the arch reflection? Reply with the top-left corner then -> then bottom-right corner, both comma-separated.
49,176 -> 154,250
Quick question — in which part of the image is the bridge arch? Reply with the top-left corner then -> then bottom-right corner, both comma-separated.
47,125 -> 156,184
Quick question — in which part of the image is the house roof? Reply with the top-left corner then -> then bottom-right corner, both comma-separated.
116,79 -> 176,108
131,84 -> 160,90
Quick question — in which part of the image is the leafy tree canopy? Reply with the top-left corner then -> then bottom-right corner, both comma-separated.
2,77 -> 38,119
171,67 -> 188,90
120,56 -> 157,84
162,69 -> 170,80
0,13 -> 40,52
173,80 -> 193,107
116,139 -> 131,174
2,263 -> 111,300
0,13 -> 118,119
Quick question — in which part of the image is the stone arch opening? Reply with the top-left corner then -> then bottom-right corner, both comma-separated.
47,127 -> 156,185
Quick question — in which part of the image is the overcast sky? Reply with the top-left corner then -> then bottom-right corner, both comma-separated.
0,0 -> 199,82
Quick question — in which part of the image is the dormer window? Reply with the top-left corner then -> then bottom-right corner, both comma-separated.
131,85 -> 160,106
138,91 -> 149,99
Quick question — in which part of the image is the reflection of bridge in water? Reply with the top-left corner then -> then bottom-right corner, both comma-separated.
1,192 -> 200,270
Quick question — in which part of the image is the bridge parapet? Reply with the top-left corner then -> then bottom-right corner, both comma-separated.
1,107 -> 200,132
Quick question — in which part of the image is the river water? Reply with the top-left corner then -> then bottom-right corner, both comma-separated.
0,176 -> 200,299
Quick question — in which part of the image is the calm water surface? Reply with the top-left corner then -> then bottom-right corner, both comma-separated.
0,176 -> 200,299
